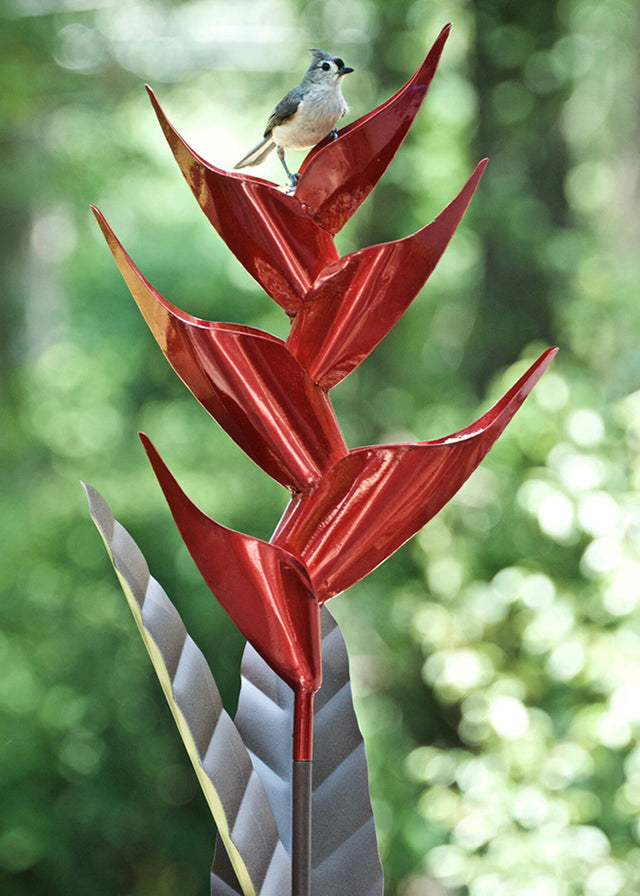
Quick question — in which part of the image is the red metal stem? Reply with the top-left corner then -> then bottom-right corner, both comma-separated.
293,688 -> 315,762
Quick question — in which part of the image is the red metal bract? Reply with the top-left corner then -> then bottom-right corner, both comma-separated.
93,208 -> 347,491
271,348 -> 557,599
140,433 -> 322,703
286,160 -> 488,389
147,86 -> 338,315
295,23 -> 452,233
146,24 -> 452,310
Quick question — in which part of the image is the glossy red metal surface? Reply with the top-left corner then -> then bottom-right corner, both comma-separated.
271,348 -> 557,599
140,433 -> 322,734
286,160 -> 488,389
93,208 -> 347,491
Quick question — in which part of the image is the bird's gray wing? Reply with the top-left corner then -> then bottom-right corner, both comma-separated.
264,85 -> 303,136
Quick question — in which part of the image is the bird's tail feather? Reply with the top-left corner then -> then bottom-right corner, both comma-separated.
234,137 -> 275,169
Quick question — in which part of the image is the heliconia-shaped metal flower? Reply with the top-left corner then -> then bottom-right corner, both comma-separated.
92,27 -> 558,895
93,28 -> 557,704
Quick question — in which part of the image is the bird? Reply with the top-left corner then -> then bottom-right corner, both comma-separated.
234,49 -> 354,189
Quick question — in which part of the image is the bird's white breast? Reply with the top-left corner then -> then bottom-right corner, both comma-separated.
272,86 -> 347,151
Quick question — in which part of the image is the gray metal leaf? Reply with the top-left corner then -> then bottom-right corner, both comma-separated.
211,607 -> 384,896
84,484 -> 290,896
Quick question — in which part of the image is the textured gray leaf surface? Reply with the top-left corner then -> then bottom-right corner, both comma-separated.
212,607 -> 384,896
84,484 -> 290,896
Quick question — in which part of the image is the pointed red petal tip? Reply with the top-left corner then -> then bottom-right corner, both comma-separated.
145,85 -> 338,312
272,347 -> 557,599
93,205 -> 185,326
145,85 -> 270,185
93,211 -> 348,490
139,432 -> 322,698
294,24 -> 454,233
287,159 -> 489,389
448,345 -> 557,441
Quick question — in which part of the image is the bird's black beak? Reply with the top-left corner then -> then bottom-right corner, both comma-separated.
339,65 -> 354,76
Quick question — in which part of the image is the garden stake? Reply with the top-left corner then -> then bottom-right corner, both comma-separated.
88,25 -> 557,896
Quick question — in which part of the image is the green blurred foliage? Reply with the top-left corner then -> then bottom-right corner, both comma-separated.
1,1 -> 639,894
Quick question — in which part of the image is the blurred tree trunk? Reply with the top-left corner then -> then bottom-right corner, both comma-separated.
468,0 -> 568,387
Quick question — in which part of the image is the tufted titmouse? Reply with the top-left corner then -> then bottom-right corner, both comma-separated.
234,49 -> 354,188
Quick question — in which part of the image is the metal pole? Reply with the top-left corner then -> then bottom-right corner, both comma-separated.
292,759 -> 313,896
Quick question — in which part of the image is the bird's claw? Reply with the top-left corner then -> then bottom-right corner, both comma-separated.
286,172 -> 301,192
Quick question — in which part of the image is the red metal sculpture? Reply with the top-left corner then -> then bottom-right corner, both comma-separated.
92,24 -> 556,896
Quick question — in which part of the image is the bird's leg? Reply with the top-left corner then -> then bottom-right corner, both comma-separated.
276,145 -> 300,189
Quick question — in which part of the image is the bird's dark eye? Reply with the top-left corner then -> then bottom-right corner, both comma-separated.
321,62 -> 331,71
